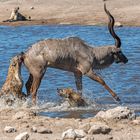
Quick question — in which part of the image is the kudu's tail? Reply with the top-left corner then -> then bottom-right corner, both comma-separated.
19,51 -> 25,63
104,3 -> 121,48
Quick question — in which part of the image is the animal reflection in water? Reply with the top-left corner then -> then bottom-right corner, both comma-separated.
57,88 -> 87,107
20,4 -> 128,104
0,55 -> 26,105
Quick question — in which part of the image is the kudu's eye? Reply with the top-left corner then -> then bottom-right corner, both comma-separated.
112,51 -> 122,63
117,51 -> 122,55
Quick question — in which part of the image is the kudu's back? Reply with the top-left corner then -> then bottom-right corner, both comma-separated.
23,37 -> 94,76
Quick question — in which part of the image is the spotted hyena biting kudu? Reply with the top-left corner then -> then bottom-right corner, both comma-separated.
0,54 -> 26,100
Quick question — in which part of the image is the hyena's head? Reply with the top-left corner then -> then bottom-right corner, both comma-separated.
9,53 -> 24,74
57,88 -> 73,98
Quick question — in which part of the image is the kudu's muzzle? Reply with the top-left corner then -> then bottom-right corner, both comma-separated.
115,51 -> 128,64
118,52 -> 128,64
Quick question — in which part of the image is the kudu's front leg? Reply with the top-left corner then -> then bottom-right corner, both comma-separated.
74,70 -> 82,95
86,70 -> 120,102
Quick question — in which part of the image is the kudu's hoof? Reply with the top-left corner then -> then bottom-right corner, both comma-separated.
113,96 -> 122,104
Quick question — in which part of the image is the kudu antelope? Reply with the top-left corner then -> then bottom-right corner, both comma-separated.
21,4 -> 128,104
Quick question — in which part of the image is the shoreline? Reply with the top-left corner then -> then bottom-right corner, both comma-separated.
0,0 -> 140,27
0,20 -> 140,27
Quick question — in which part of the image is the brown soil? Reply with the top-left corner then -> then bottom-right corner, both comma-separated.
0,108 -> 140,140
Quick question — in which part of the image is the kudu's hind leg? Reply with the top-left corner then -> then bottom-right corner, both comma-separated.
25,74 -> 33,96
86,70 -> 120,102
74,70 -> 83,95
30,76 -> 43,105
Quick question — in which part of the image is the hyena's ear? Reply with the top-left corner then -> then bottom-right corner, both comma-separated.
11,60 -> 16,66
66,93 -> 70,98
57,88 -> 62,93
9,57 -> 16,66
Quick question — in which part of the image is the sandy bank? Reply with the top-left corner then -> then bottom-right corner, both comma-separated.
0,107 -> 140,140
0,0 -> 140,26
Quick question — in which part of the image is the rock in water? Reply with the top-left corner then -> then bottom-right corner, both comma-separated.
15,132 -> 29,140
95,106 -> 136,120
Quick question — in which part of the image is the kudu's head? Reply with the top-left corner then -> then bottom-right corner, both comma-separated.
104,4 -> 128,64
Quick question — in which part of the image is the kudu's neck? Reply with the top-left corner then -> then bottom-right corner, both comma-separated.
92,46 -> 115,69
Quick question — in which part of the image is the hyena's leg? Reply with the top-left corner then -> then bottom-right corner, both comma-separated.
25,74 -> 33,96
86,69 -> 120,102
74,70 -> 83,95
